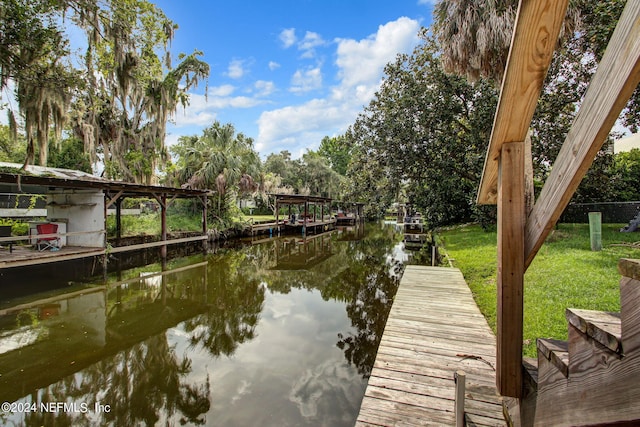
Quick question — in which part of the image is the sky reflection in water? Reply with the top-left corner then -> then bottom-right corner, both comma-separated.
0,222 -> 412,426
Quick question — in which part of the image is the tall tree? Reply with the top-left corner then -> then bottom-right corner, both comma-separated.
344,32 -> 498,226
0,0 -> 209,182
0,0 -> 77,167
68,0 -> 209,183
579,0 -> 640,132
263,150 -> 305,193
299,151 -> 343,198
433,0 -> 637,193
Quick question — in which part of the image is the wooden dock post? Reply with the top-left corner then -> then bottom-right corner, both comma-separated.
455,370 -> 466,427
496,142 -> 525,398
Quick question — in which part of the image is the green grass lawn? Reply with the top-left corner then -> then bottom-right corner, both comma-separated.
106,213 -> 204,237
246,214 -> 277,222
440,223 -> 640,356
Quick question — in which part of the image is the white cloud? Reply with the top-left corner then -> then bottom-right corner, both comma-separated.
254,80 -> 276,97
335,17 -> 420,88
168,87 -> 265,129
268,61 -> 281,71
417,0 -> 436,4
209,84 -> 236,97
171,108 -> 217,127
226,59 -> 246,79
256,17 -> 421,157
168,17 -> 421,158
164,132 -> 182,148
289,67 -> 322,93
279,28 -> 297,48
298,31 -> 326,58
256,99 -> 348,154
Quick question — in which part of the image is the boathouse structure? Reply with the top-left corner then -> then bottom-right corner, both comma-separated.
0,163 -> 211,270
333,201 -> 365,225
250,193 -> 336,236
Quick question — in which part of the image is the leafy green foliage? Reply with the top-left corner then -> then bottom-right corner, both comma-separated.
318,135 -> 352,176
343,32 -> 498,226
1,0 -> 209,182
0,125 -> 27,163
0,217 -> 28,235
611,149 -> 640,201
0,0 -> 77,166
559,147 -> 640,204
168,121 -> 260,230
46,137 -> 92,172
299,151 -> 343,198
169,121 -> 260,193
262,149 -> 345,199
434,0 -> 640,207
578,15 -> 640,155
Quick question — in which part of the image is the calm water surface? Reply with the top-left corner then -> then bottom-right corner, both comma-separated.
0,222 -> 420,426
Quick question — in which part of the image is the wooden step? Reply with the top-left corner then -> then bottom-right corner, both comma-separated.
522,357 -> 538,393
619,258 -> 640,354
566,308 -> 622,354
537,338 -> 568,377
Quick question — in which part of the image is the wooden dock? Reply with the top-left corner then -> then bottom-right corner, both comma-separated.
0,245 -> 105,269
250,219 -> 336,236
356,266 -> 506,426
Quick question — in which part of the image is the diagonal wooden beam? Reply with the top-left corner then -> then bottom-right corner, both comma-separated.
525,1 -> 640,268
105,190 -> 124,209
477,0 -> 570,205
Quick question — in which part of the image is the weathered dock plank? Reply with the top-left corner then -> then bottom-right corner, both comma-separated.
356,266 -> 506,426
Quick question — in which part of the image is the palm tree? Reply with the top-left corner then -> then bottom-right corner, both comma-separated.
433,0 -> 516,83
433,0 -> 580,84
172,121 -> 261,211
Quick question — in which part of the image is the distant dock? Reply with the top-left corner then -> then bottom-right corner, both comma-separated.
356,266 -> 506,426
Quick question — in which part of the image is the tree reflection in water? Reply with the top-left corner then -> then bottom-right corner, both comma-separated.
242,223 -> 404,379
20,332 -> 211,426
182,250 -> 265,357
334,224 -> 404,378
2,221 -> 407,426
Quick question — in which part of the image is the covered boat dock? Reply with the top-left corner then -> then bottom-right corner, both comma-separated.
0,163 -> 211,270
251,194 -> 336,236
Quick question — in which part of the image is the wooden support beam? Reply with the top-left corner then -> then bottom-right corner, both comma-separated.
165,194 -> 178,207
151,193 -> 166,209
201,195 -> 207,235
105,190 -> 124,209
477,0 -> 570,204
455,370 -> 466,427
497,142 -> 525,397
115,198 -> 122,243
160,193 -> 167,259
525,0 -> 640,268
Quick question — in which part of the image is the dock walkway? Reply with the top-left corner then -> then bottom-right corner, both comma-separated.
356,266 -> 506,426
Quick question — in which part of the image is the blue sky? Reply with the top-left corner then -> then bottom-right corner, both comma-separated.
154,0 -> 435,158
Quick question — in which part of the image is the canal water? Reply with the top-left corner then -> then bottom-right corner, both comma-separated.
0,221 -> 425,426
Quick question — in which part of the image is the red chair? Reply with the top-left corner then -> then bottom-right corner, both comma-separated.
36,223 -> 60,251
